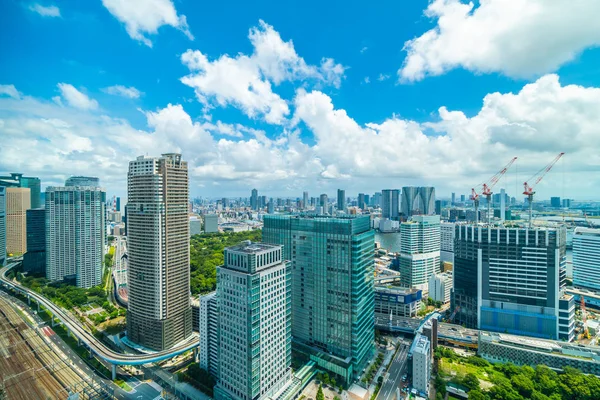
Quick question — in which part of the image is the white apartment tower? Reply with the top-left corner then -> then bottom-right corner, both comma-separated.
428,272 -> 452,304
399,215 -> 441,292
573,227 -> 600,291
215,242 -> 292,400
412,334 -> 431,395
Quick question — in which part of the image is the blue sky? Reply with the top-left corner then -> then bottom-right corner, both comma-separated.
1,0 -> 600,200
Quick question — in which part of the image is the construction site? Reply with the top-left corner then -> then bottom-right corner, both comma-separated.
0,294 -> 111,399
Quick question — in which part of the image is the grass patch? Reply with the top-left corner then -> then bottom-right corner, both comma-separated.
114,379 -> 133,392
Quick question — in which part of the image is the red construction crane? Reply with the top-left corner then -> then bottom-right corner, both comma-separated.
523,152 -> 565,228
471,157 -> 517,224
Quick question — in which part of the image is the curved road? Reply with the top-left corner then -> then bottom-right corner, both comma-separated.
0,262 -> 199,367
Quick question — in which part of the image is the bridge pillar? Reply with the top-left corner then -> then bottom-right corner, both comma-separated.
193,347 -> 199,363
51,315 -> 56,327
37,302 -> 40,312
27,294 -> 31,305
112,364 -> 117,381
88,348 -> 94,359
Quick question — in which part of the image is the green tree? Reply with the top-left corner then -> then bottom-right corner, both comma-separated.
323,372 -> 330,385
317,384 -> 324,400
468,389 -> 488,400
463,373 -> 480,391
511,374 -> 534,398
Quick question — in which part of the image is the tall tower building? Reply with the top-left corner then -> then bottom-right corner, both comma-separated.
0,187 -> 5,266
250,188 -> 258,210
46,183 -> 105,288
0,173 -> 41,209
451,192 -> 456,205
303,191 -> 309,210
65,176 -> 100,187
398,215 -> 440,291
127,154 -> 192,350
573,227 -> 600,291
358,193 -> 366,210
23,208 -> 46,275
263,215 -> 374,383
6,187 -> 30,255
452,225 -> 574,341
381,189 -> 400,220
215,242 -> 292,400
337,189 -> 346,212
401,187 -> 436,217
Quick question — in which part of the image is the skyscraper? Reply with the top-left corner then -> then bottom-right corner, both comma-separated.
451,192 -> 456,205
0,173 -> 41,209
23,208 -> 45,275
381,189 -> 400,220
215,242 -> 292,400
358,193 -> 366,210
573,227 -> 600,291
6,187 -> 30,255
452,225 -> 574,341
65,176 -> 100,187
303,191 -> 309,210
0,187 -> 5,266
398,215 -> 440,291
337,189 -> 346,212
127,154 -> 192,350
263,215 -> 375,383
116,196 -> 121,212
199,292 -> 219,378
250,188 -> 258,210
401,186 -> 436,217
46,182 -> 105,288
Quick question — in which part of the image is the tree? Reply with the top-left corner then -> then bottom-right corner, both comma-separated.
463,373 -> 480,391
317,384 -> 324,400
511,374 -> 534,398
468,389 -> 488,400
323,372 -> 330,385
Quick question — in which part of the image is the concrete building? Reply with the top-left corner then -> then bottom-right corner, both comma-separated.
428,272 -> 452,304
127,154 -> 192,351
550,197 -> 561,208
452,225 -> 575,341
6,187 -> 31,255
303,191 -> 309,210
46,184 -> 105,288
381,189 -> 400,220
0,173 -> 41,209
65,176 -> 100,187
190,216 -> 202,236
23,208 -> 45,275
358,193 -> 366,210
0,187 -> 5,266
440,222 -> 455,264
374,286 -> 422,318
573,227 -> 600,292
198,292 -> 219,378
401,187 -> 436,218
263,214 -> 375,383
398,215 -> 441,292
204,214 -> 219,233
251,188 -> 258,210
214,242 -> 292,400
412,334 -> 431,395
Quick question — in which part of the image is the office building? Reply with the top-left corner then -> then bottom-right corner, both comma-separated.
440,222 -> 455,264
268,199 -> 275,214
190,217 -> 202,236
127,154 -> 192,350
251,188 -> 258,210
550,197 -> 561,208
451,192 -> 455,205
46,183 -> 105,288
116,196 -> 121,212
401,186 -> 436,218
434,200 -> 442,215
0,173 -> 41,209
381,189 -> 400,220
23,208 -> 46,275
499,188 -> 506,221
452,225 -> 575,341
562,199 -> 571,208
123,204 -> 128,236
65,176 -> 100,187
320,193 -> 328,207
428,272 -> 452,304
204,214 -> 219,233
398,215 -> 440,292
372,192 -> 381,208
260,195 -> 267,209
303,191 -> 309,210
412,334 -> 431,395
214,242 -> 292,400
0,187 -> 5,266
374,287 -> 422,318
199,292 -> 219,378
573,228 -> 600,291
263,214 -> 375,383
6,187 -> 30,255
460,194 -> 466,203
358,193 -> 365,210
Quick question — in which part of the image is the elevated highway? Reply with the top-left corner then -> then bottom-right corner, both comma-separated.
0,261 -> 199,379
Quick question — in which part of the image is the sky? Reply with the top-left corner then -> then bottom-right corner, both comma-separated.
1,0 -> 600,201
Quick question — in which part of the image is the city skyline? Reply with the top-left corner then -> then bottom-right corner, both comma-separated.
2,2 -> 600,199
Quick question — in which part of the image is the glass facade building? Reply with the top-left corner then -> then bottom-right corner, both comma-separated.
23,208 -> 46,275
263,214 -> 375,383
398,215 -> 441,291
0,173 -> 41,209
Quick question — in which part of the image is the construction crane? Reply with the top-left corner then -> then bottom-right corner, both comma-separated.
523,152 -> 565,228
446,306 -> 460,323
470,157 -> 517,224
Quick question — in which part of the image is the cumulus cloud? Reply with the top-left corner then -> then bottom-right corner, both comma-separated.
377,74 -> 390,81
0,85 -> 21,99
28,3 -> 61,17
57,83 -> 99,110
400,0 -> 600,81
103,85 -> 142,99
180,20 -> 345,125
102,0 -> 193,47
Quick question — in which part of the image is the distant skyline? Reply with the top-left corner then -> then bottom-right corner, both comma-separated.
1,1 -> 600,199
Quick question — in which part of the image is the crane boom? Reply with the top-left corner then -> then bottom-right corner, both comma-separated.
482,157 -> 518,196
523,152 -> 565,228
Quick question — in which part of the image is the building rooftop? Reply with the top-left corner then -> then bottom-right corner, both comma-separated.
375,285 -> 421,295
574,227 -> 600,237
227,241 -> 280,254
414,333 -> 430,353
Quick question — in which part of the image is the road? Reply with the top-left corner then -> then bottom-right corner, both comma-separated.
377,342 -> 410,400
0,261 -> 199,367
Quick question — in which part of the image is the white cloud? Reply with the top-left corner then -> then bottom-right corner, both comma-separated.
363,77 -> 370,84
377,74 -> 390,81
180,20 -> 345,125
101,0 -> 193,47
0,85 -> 21,99
57,83 -> 99,110
28,3 -> 61,17
103,85 -> 142,99
400,0 -> 600,82
360,46 -> 368,53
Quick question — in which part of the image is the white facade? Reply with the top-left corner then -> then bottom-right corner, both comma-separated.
428,272 -> 452,303
204,214 -> 218,233
399,215 -> 441,292
412,334 -> 431,395
379,218 -> 400,232
190,217 -> 202,236
573,227 -> 600,291
199,292 -> 217,374
440,222 -> 455,263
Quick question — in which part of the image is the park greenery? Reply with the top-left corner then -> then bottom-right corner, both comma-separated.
434,346 -> 600,400
315,371 -> 343,392
190,230 -> 262,295
316,384 -> 324,400
362,352 -> 385,385
179,362 -> 216,396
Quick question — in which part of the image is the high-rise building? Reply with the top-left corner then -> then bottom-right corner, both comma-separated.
214,242 -> 292,400
123,204 -> 128,236
381,189 -> 400,220
573,227 -> 600,292
499,188 -> 506,221
263,215 -> 374,383
6,187 -> 30,255
562,199 -> 571,208
398,215 -> 440,292
46,183 -> 105,288
23,208 -> 46,275
434,200 -> 442,215
412,334 -> 431,396
357,193 -> 366,210
222,197 -> 229,209
440,222 -> 455,264
204,214 -> 218,233
260,195 -> 267,209
401,186 -> 435,218
127,154 -> 192,350
372,192 -> 382,208
460,194 -> 466,203
199,292 -> 219,378
452,225 -> 574,341
0,187 -> 5,266
190,217 -> 202,236
267,199 -> 275,214
251,188 -> 258,210
337,189 -> 346,212
550,197 -> 561,208
303,191 -> 309,210
116,196 -> 121,212
428,272 -> 452,304
0,173 -> 41,209
65,176 -> 100,187
364,194 -> 370,208
451,192 -> 456,205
